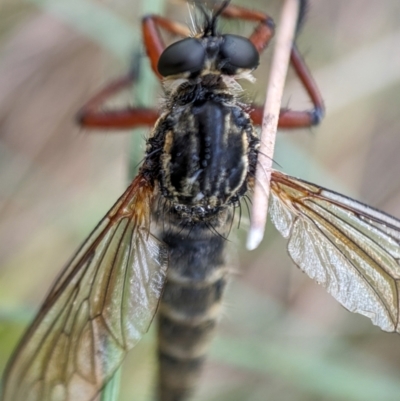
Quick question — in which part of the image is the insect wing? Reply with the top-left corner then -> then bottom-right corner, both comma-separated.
270,170 -> 400,332
1,175 -> 168,401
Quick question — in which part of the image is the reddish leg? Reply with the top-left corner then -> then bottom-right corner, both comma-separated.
78,16 -> 190,129
249,45 -> 324,128
221,3 -> 324,129
78,3 -> 324,130
78,73 -> 159,129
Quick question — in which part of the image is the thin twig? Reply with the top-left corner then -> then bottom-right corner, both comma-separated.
246,0 -> 300,250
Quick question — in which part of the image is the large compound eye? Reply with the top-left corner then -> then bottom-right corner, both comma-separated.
219,34 -> 259,74
157,38 -> 205,77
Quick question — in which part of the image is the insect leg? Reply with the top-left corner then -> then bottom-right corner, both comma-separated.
77,72 -> 159,129
249,45 -> 325,129
221,3 -> 324,129
78,13 -> 190,129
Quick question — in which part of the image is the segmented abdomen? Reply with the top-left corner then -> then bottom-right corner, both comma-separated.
155,209 -> 232,401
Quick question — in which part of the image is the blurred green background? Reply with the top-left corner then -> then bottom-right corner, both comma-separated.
1,0 -> 400,400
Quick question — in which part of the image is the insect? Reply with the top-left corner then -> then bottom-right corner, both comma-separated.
2,1 -> 400,401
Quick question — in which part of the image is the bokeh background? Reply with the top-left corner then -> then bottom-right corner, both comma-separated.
1,0 -> 400,400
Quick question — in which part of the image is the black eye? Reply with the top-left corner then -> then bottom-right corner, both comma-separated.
219,34 -> 259,74
157,38 -> 205,77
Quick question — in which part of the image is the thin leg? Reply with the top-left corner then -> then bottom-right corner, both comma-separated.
289,44 -> 324,121
248,44 -> 324,129
217,3 -> 324,128
249,106 -> 322,129
77,73 -> 159,129
78,3 -> 324,130
78,16 -> 190,129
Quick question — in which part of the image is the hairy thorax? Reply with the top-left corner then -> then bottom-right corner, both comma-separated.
146,74 -> 259,221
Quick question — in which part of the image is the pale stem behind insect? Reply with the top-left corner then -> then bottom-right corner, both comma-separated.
246,0 -> 300,250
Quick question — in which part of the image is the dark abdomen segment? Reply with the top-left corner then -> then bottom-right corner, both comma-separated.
156,210 -> 231,401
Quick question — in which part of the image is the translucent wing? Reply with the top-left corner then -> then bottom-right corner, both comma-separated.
1,174 -> 168,401
270,170 -> 400,332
